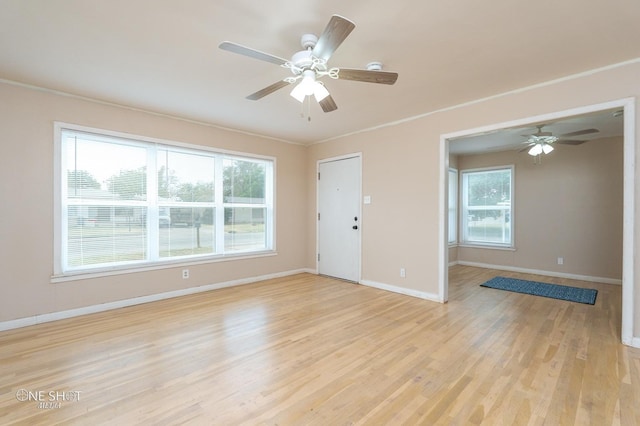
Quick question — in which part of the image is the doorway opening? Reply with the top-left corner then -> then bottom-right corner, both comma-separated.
439,99 -> 636,347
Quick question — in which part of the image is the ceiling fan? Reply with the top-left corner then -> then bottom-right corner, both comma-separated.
520,125 -> 600,156
218,15 -> 398,113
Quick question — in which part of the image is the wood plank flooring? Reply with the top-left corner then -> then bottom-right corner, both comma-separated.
1,266 -> 639,425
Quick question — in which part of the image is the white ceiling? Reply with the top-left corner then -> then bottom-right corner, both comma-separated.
1,1 -> 639,145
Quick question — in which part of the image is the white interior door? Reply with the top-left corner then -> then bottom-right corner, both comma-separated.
318,156 -> 361,282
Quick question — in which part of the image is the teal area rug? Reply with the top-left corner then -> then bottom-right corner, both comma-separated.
480,276 -> 597,305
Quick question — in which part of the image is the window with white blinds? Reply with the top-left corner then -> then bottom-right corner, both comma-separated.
57,126 -> 274,274
460,166 -> 513,247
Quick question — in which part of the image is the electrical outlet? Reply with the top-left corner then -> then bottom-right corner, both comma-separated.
557,257 -> 564,265
400,268 -> 406,278
182,269 -> 190,279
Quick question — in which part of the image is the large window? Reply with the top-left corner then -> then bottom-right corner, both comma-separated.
461,166 -> 513,247
57,126 -> 274,274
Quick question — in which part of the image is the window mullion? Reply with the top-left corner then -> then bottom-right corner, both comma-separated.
147,146 -> 158,261
214,156 -> 225,254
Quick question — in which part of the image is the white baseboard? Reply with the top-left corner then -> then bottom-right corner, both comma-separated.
359,279 -> 442,303
623,335 -> 640,349
0,269 -> 311,332
456,261 -> 622,285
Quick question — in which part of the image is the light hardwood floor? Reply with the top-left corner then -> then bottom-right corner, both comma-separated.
1,266 -> 639,425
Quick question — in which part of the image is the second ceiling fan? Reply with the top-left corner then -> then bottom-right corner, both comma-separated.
219,15 -> 398,113
520,125 -> 600,156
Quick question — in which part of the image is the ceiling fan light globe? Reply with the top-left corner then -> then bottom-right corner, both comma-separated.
299,71 -> 317,93
542,143 -> 554,154
528,144 -> 543,156
313,82 -> 330,101
290,83 -> 307,102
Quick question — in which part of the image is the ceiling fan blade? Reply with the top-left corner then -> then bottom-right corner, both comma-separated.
555,139 -> 587,145
559,128 -> 599,138
312,15 -> 355,61
319,95 -> 338,113
246,80 -> 291,100
338,68 -> 398,85
219,41 -> 288,66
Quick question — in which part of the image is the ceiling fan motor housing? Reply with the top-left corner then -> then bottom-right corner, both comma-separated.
291,50 -> 314,72
300,33 -> 318,50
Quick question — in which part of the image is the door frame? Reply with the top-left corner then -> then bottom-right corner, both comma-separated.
316,153 -> 363,282
439,97 -> 637,347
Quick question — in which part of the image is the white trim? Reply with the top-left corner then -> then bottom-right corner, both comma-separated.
316,153 -> 363,283
50,251 -> 278,283
447,168 -> 458,245
2,59 -> 639,148
442,99 -> 634,141
457,244 -> 517,251
0,79 -> 300,145
620,98 -> 636,347
439,139 -> 449,302
440,97 -> 636,348
53,124 -> 63,274
55,121 -> 279,162
53,122 -> 277,277
316,58 -> 640,145
360,279 -> 441,302
460,165 -> 514,248
457,261 -> 622,286
0,269 -> 312,332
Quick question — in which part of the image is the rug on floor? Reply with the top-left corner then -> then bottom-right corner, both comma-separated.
480,276 -> 597,305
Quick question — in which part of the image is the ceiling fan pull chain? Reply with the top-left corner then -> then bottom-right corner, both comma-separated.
299,95 -> 312,122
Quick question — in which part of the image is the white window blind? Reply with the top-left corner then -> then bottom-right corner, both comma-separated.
58,127 -> 274,274
461,166 -> 513,247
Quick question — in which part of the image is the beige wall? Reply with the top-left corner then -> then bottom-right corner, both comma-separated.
308,123 -> 442,294
1,59 -> 639,344
0,82 -> 308,322
306,60 -> 639,341
456,136 -> 623,279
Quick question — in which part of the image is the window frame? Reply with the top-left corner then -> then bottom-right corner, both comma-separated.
53,122 -> 275,279
460,165 -> 514,249
448,168 -> 458,245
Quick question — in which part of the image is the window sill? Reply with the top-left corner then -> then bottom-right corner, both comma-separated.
51,251 -> 277,283
458,244 -> 516,252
